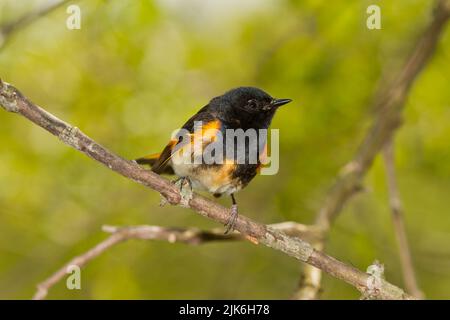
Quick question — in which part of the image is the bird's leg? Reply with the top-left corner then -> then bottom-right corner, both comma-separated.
224,194 -> 238,234
173,177 -> 193,207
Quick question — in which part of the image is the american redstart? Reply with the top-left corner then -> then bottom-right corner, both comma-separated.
136,87 -> 292,233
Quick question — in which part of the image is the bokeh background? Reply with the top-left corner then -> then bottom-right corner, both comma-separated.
0,0 -> 449,299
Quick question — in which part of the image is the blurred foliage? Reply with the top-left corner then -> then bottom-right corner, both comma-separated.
0,0 -> 449,299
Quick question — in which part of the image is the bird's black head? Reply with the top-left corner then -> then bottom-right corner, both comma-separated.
220,87 -> 292,114
211,87 -> 292,129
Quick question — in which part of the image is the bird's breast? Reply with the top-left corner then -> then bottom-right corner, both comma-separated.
172,160 -> 242,195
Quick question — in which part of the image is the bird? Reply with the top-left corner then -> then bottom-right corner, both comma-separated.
135,87 -> 292,233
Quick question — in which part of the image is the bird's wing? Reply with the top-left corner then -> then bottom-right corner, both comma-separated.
135,139 -> 177,175
135,105 -> 221,175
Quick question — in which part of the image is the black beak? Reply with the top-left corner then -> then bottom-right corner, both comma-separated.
271,98 -> 292,108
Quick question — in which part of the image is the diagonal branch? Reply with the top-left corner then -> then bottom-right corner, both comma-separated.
0,0 -> 72,50
32,222 -> 318,300
0,79 -> 413,300
32,225 -> 240,300
294,0 -> 450,299
383,140 -> 423,298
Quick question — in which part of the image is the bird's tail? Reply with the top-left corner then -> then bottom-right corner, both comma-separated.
134,153 -> 175,175
135,153 -> 160,166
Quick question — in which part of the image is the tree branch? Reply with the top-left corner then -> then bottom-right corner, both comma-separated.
294,0 -> 450,299
383,140 -> 423,298
0,79 -> 413,300
0,0 -> 71,50
32,222 -> 318,300
32,225 -> 240,300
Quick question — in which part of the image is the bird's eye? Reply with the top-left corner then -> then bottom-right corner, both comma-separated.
247,99 -> 257,108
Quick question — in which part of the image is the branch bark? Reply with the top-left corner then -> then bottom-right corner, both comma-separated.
0,79 -> 413,300
383,140 -> 423,298
294,0 -> 450,299
32,225 -> 240,300
33,222 -> 317,300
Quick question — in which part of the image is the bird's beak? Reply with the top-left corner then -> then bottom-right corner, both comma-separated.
271,98 -> 292,108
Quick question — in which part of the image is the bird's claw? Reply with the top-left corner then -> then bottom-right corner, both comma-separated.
173,177 -> 193,207
159,194 -> 169,207
224,204 -> 238,234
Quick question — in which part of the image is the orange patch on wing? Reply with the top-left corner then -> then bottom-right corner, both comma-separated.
167,139 -> 178,148
192,119 -> 221,143
176,119 -> 221,157
140,152 -> 161,161
168,120 -> 222,166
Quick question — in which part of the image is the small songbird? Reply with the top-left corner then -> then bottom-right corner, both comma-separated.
135,87 -> 292,233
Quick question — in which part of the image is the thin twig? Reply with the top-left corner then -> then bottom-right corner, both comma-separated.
0,0 -> 72,49
33,222 -> 317,300
0,79 -> 413,300
383,140 -> 423,298
32,225 -> 241,300
294,0 -> 450,299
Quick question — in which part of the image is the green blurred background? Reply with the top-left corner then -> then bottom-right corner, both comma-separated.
0,0 -> 449,299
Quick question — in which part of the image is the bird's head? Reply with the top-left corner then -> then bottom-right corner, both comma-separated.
221,87 -> 292,114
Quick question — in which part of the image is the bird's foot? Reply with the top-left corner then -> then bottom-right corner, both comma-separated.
173,177 -> 193,207
224,204 -> 238,234
159,194 -> 169,207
